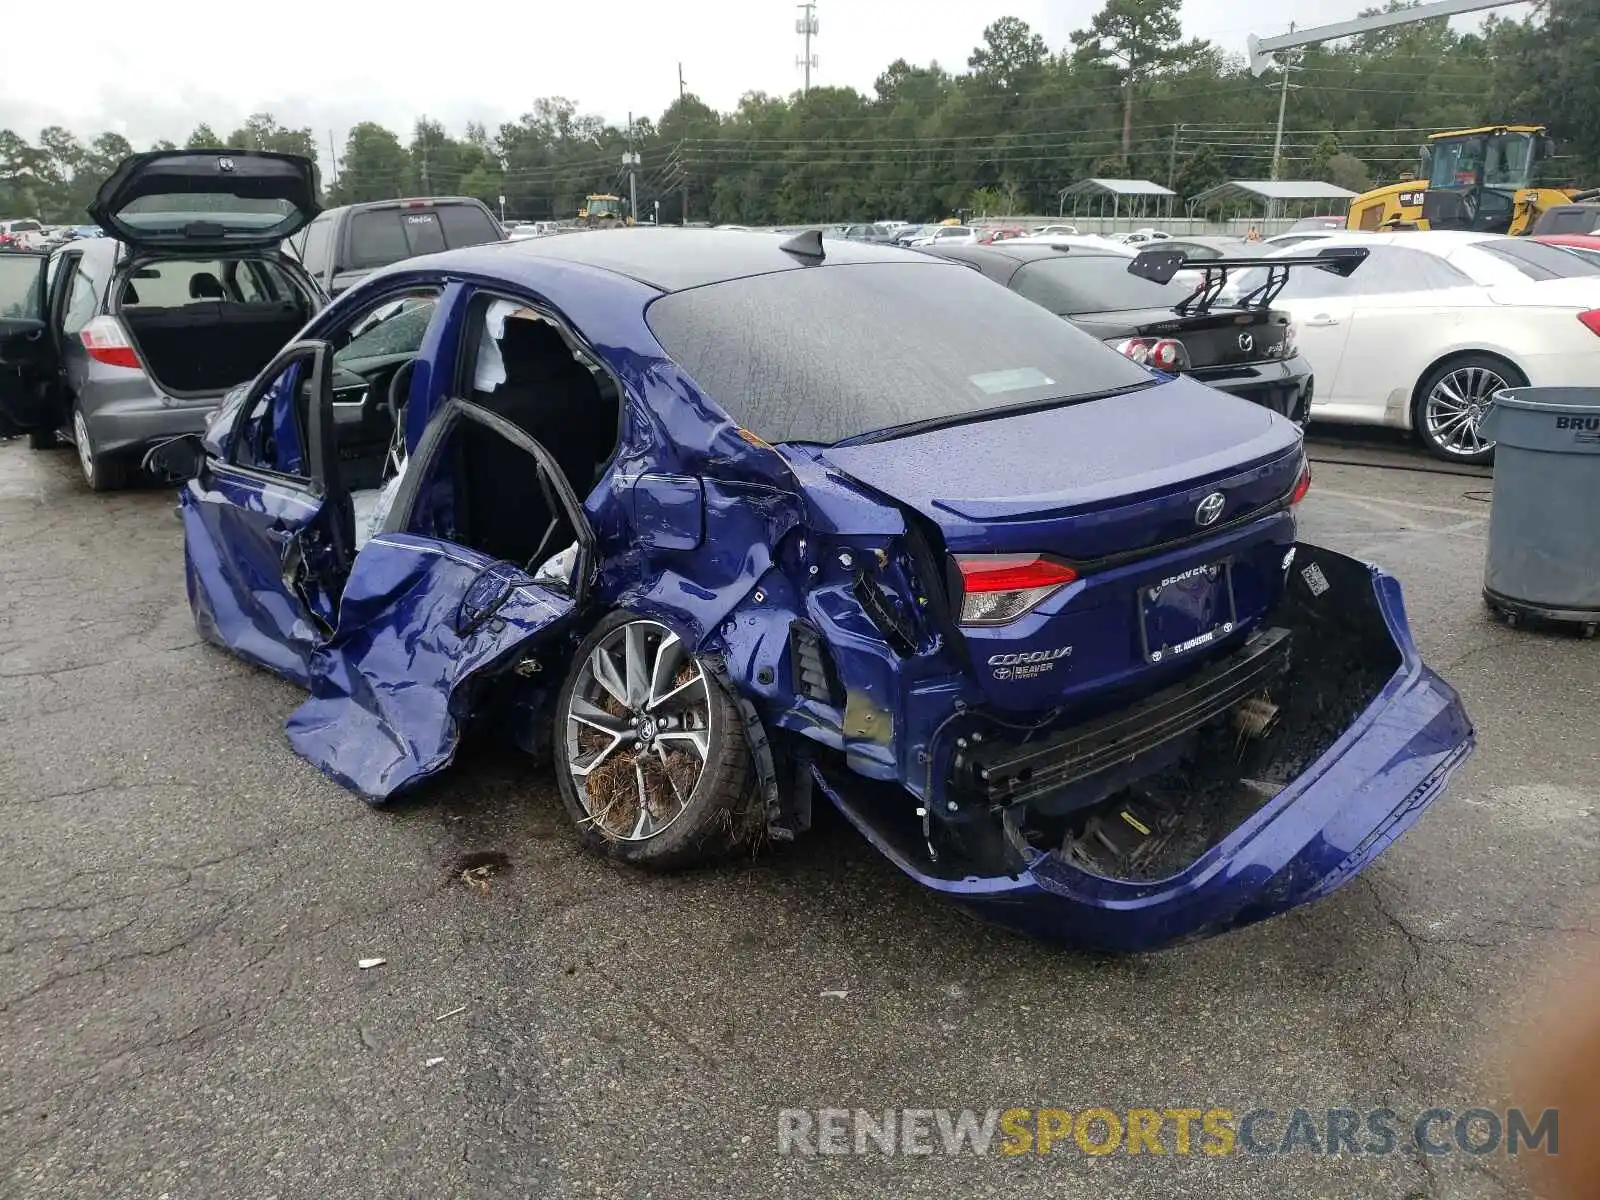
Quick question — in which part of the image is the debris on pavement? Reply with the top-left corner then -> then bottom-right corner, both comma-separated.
358,957 -> 387,970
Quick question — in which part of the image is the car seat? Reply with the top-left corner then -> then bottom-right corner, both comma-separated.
188,272 -> 225,300
485,318 -> 615,496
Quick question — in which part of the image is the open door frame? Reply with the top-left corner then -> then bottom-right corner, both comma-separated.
0,252 -> 58,432
283,396 -> 598,802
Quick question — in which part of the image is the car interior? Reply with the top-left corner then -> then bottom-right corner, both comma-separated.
416,305 -> 618,569
308,297 -> 621,580
117,258 -> 316,396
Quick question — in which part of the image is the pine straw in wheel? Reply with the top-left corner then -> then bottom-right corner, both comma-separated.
584,747 -> 701,840
578,665 -> 705,840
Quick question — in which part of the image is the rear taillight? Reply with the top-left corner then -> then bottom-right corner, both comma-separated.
79,316 -> 140,370
1289,459 -> 1312,506
401,198 -> 434,208
954,554 -> 1078,625
1578,310 -> 1600,337
1109,337 -> 1189,373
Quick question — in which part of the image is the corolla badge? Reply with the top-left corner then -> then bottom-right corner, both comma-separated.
988,645 -> 1071,681
1195,492 -> 1226,526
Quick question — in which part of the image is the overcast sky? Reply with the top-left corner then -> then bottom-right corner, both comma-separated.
0,0 -> 1528,148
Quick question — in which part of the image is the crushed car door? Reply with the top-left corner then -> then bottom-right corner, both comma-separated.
183,339 -> 356,685
283,397 -> 594,803
0,252 -> 59,432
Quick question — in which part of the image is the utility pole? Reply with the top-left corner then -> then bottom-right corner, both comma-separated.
417,116 -> 430,195
327,129 -> 339,193
1269,36 -> 1301,185
1167,123 -> 1184,190
795,3 -> 819,97
624,111 -> 640,225
678,63 -> 689,225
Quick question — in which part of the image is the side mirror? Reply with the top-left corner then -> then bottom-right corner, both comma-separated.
142,434 -> 206,482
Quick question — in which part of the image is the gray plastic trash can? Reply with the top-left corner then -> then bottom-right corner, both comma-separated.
1481,387 -> 1600,637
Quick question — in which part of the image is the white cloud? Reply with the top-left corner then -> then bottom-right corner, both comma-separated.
0,0 -> 1530,146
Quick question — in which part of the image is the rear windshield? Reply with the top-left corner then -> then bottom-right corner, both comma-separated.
118,258 -> 302,308
345,204 -> 500,269
114,197 -> 302,242
1010,255 -> 1193,315
1474,237 -> 1600,280
645,261 -> 1152,445
9,220 -> 41,233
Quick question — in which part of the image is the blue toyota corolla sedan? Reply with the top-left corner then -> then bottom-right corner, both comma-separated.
144,228 -> 1474,952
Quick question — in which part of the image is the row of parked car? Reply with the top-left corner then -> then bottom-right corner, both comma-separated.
0,219 -> 104,252
0,164 -> 510,486
0,149 -> 1480,952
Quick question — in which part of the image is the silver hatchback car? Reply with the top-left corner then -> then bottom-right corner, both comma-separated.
0,150 -> 325,490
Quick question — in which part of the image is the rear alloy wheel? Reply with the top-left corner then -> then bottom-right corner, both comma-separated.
72,405 -> 129,492
1414,354 -> 1523,466
554,612 -> 758,868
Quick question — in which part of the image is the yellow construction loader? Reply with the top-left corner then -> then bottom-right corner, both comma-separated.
1346,125 -> 1599,236
578,194 -> 631,228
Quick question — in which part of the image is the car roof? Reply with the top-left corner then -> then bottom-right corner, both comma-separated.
936,242 -> 1121,266
1536,233 -> 1600,247
318,196 -> 491,216
417,227 -> 951,292
1264,230 -> 1504,257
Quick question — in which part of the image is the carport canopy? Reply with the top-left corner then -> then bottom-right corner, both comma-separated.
1057,178 -> 1176,219
1187,180 -> 1358,214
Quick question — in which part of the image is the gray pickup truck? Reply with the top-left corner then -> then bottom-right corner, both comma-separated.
285,196 -> 506,300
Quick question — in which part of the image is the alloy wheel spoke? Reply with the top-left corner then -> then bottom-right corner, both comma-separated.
590,645 -> 630,710
631,761 -> 652,839
657,727 -> 710,761
647,632 -> 688,708
622,623 -> 652,709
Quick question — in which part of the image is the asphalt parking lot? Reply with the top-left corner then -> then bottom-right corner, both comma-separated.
1,437 -> 1595,1200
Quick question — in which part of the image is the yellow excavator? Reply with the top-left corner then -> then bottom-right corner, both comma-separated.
1345,124 -> 1600,236
579,194 -> 631,228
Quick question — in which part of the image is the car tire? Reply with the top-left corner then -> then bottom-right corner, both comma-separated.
553,610 -> 760,869
1412,353 -> 1523,466
71,404 -> 129,492
26,428 -> 62,450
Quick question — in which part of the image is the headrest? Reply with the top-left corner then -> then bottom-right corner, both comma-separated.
188,272 -> 224,299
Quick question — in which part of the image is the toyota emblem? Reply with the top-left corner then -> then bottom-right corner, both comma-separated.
1195,492 -> 1226,526
1237,332 -> 1254,352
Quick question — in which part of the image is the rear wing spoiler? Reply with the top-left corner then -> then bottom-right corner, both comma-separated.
1129,246 -> 1369,314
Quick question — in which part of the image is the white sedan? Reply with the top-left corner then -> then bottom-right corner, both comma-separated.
910,225 -> 981,247
1231,231 -> 1600,463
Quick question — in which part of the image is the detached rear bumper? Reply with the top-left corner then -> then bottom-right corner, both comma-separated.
813,545 -> 1475,952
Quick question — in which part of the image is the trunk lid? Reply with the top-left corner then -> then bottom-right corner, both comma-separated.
1069,306 -> 1293,370
815,376 -> 1307,713
89,150 -> 321,253
818,375 -> 1302,560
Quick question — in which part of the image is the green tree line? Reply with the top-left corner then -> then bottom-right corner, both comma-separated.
0,0 -> 1589,226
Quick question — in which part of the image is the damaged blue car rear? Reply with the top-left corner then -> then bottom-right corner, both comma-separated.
152,228 -> 1475,952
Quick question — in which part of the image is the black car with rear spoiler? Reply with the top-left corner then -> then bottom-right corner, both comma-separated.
923,240 -> 1367,425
